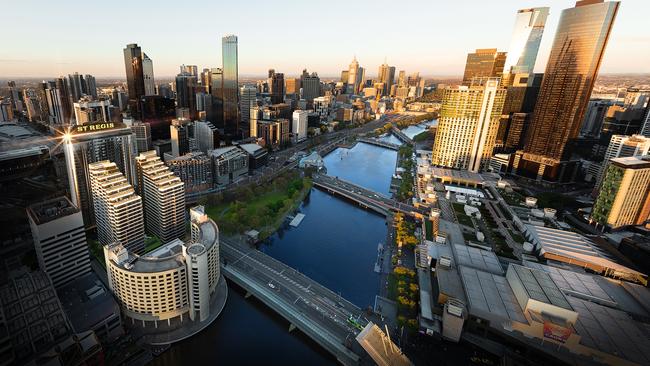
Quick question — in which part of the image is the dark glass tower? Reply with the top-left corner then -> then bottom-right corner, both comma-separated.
123,44 -> 146,116
222,35 -> 239,137
516,0 -> 620,182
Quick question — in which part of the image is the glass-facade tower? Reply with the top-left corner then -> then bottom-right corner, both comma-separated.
517,0 -> 620,181
222,35 -> 239,137
503,7 -> 549,76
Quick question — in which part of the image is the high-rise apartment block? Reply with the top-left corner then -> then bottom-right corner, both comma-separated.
104,206 -> 222,324
432,78 -> 506,173
515,0 -> 620,182
135,151 -> 186,243
89,161 -> 145,253
595,135 -> 650,189
292,110 -> 308,142
26,197 -> 91,288
166,152 -> 213,193
591,156 -> 650,230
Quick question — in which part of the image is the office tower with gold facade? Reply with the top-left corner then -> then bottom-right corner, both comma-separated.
514,0 -> 620,182
462,49 -> 506,85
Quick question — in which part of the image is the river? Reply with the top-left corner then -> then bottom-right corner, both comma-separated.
150,121 -> 434,366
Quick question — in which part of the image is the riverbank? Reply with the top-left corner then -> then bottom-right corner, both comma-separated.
203,171 -> 313,240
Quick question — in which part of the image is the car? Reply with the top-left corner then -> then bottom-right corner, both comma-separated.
268,282 -> 276,289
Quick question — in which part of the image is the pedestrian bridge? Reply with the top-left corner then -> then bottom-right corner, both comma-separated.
357,137 -> 401,151
312,174 -> 427,218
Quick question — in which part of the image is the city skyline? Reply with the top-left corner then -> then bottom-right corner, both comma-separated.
2,0 -> 649,78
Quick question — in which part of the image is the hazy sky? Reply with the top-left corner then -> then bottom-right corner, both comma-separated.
1,0 -> 648,78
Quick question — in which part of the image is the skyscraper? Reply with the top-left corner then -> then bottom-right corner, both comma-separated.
175,72 -> 198,119
55,77 -> 74,124
462,49 -> 507,85
378,62 -> 395,96
41,81 -> 64,124
432,78 -> 506,173
85,74 -> 98,99
68,72 -> 84,102
222,35 -> 239,137
142,53 -> 155,96
502,8 -> 549,77
180,64 -> 198,77
135,151 -> 186,243
591,156 -> 650,230
301,72 -> 321,102
496,73 -> 542,151
346,57 -> 360,94
63,122 -> 138,225
123,44 -> 146,115
270,71 -> 285,104
89,160 -> 145,253
239,85 -> 256,126
200,68 -> 212,93
515,0 -> 620,182
285,78 -> 299,95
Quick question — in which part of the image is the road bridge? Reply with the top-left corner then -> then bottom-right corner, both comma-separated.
220,238 -> 373,365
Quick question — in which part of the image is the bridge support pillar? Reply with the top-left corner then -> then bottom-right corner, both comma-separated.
288,323 -> 296,332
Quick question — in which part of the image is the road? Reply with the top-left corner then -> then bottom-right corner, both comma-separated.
220,237 -> 369,343
187,116 -> 390,203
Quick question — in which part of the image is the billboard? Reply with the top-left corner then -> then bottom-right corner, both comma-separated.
543,321 -> 572,343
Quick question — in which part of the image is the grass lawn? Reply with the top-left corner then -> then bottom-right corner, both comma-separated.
144,236 -> 162,253
387,273 -> 398,300
88,240 -> 106,269
205,174 -> 312,239
498,189 -> 525,207
424,220 -> 433,241
452,202 -> 474,227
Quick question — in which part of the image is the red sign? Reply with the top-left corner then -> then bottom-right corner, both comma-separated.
543,321 -> 572,343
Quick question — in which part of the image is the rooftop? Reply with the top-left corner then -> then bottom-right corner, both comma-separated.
459,265 -> 527,323
454,244 -> 503,275
27,196 -> 79,225
508,264 -> 573,311
56,272 -> 120,334
525,225 -> 647,285
610,155 -> 650,169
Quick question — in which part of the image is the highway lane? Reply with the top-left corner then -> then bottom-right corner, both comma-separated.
220,238 -> 367,339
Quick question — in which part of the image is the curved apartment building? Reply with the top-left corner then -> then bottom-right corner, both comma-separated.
104,206 -> 221,324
